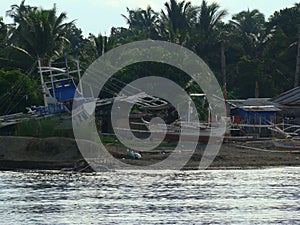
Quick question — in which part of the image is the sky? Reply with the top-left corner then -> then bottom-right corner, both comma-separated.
0,0 -> 298,37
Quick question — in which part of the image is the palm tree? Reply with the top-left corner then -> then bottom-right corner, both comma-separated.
6,1 -> 74,70
264,3 -> 300,90
0,17 -> 10,69
230,9 -> 265,36
6,0 -> 35,24
230,9 -> 269,58
178,0 -> 228,95
196,0 -> 227,34
159,0 -> 195,44
0,17 -> 8,44
122,6 -> 159,40
88,33 -> 108,57
189,0 -> 227,65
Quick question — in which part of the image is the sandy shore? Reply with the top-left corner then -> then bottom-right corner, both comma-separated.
0,136 -> 299,170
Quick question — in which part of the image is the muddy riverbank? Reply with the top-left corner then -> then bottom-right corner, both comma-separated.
1,136 -> 300,170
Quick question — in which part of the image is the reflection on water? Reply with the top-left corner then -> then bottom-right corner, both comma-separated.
0,167 -> 300,224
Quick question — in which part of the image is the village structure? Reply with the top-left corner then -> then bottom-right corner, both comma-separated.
228,87 -> 300,138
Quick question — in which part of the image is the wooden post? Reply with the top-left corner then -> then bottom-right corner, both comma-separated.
255,81 -> 259,98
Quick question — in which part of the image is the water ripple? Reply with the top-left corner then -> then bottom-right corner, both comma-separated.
0,167 -> 299,224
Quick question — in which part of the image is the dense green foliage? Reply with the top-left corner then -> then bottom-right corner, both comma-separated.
0,0 -> 299,114
0,70 -> 42,114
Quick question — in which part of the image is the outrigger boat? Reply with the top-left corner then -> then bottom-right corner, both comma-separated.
268,123 -> 300,151
273,138 -> 300,151
117,119 -> 225,143
0,56 -> 170,130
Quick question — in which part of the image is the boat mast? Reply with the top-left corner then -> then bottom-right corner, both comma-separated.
208,104 -> 211,126
65,55 -> 70,77
37,56 -> 48,107
76,54 -> 83,96
187,99 -> 191,123
48,59 -> 57,102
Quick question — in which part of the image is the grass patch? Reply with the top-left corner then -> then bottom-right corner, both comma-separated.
15,117 -> 57,138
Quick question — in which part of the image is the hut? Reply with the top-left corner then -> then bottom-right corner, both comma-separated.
228,98 -> 281,137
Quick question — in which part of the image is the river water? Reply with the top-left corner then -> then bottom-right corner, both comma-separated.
0,167 -> 299,224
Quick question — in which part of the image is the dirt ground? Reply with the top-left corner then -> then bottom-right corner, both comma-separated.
106,141 -> 300,169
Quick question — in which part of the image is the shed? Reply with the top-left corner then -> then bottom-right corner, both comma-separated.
228,98 -> 281,136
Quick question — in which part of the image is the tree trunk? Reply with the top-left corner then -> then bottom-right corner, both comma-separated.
294,33 -> 300,88
221,40 -> 226,87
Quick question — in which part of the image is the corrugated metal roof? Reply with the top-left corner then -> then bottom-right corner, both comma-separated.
270,86 -> 300,106
240,106 -> 280,112
228,98 -> 280,112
